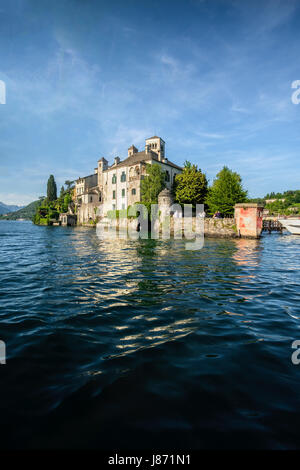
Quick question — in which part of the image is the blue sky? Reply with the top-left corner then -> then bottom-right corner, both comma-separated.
0,0 -> 300,204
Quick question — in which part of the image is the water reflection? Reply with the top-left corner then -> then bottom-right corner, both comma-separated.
2,223 -> 300,449
36,228 -> 299,363
232,238 -> 261,267
63,234 -> 201,358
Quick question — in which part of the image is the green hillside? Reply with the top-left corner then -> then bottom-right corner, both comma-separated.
0,199 -> 44,221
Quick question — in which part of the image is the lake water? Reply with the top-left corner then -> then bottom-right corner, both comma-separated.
0,220 -> 300,449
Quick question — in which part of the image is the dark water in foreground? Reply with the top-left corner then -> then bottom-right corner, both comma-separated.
0,220 -> 300,449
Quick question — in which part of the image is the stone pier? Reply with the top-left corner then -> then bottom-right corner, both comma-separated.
234,203 -> 264,239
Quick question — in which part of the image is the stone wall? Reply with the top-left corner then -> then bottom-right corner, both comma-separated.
204,218 -> 237,237
97,216 -> 238,238
169,217 -> 238,238
77,202 -> 98,225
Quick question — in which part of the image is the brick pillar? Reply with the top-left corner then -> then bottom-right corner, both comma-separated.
234,203 -> 264,238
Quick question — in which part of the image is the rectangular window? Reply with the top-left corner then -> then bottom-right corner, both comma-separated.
122,189 -> 125,197
122,203 -> 125,210
112,174 -> 116,184
121,171 -> 126,182
112,204 -> 116,210
132,188 -> 136,195
113,190 -> 116,199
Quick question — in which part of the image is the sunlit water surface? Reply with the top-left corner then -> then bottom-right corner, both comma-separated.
0,221 -> 300,449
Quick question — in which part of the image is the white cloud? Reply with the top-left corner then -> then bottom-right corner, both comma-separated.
197,132 -> 225,139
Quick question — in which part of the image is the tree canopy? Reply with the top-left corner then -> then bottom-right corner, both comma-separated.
140,163 -> 166,211
33,176 -> 75,225
205,166 -> 248,216
47,175 -> 57,201
64,180 -> 74,190
174,161 -> 208,207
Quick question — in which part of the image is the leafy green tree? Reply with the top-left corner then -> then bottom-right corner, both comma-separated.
206,166 -> 248,216
174,161 -> 208,207
247,197 -> 265,206
60,185 -> 65,197
47,175 -> 57,201
183,160 -> 192,170
62,193 -> 72,212
140,163 -> 166,212
265,199 -> 289,215
65,180 -> 74,190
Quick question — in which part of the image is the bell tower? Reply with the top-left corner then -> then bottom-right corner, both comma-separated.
145,136 -> 165,161
97,157 -> 108,188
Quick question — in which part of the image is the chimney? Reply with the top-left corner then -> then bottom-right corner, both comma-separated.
128,145 -> 138,157
114,156 -> 120,165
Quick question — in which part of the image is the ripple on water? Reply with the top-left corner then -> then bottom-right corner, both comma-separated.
0,222 -> 300,449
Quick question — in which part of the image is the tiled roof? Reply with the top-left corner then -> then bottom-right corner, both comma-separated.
105,151 -> 182,171
161,159 -> 182,170
107,151 -> 156,169
75,174 -> 96,182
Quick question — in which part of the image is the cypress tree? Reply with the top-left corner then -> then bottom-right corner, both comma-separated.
47,175 -> 57,201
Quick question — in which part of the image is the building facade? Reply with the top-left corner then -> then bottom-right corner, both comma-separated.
74,136 -> 182,223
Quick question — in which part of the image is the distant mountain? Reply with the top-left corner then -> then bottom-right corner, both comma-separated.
0,201 -> 24,215
0,200 -> 43,221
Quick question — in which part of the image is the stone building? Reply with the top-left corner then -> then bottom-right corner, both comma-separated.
74,136 -> 182,223
59,213 -> 77,226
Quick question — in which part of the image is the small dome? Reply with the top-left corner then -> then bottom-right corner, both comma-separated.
158,188 -> 172,197
158,188 -> 174,207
